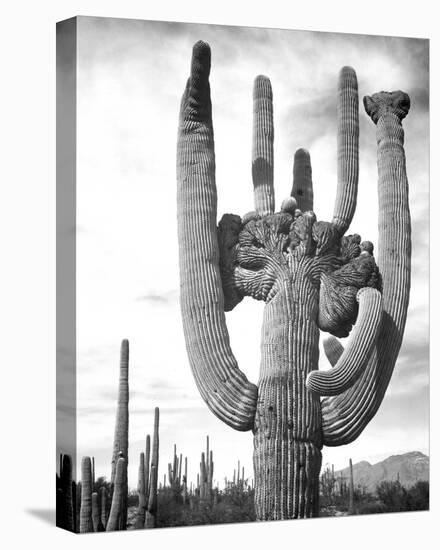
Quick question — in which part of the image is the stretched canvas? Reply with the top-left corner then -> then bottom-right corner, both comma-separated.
56,16 -> 429,533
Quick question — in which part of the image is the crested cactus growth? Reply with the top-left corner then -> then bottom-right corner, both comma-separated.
177,41 -> 411,520
80,457 -> 93,533
110,339 -> 129,529
106,456 -> 127,532
145,407 -> 160,528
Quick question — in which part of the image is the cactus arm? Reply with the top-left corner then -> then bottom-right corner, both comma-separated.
252,75 -> 275,215
322,91 -> 411,445
332,67 -> 359,235
323,336 -> 344,367
291,148 -> 313,211
307,288 -> 382,396
177,40 -> 258,431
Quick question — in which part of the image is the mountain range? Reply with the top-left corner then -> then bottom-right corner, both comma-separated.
334,451 -> 429,492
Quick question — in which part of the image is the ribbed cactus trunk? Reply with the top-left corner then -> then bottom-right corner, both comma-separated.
80,457 -> 93,533
110,339 -> 129,530
254,281 -> 322,519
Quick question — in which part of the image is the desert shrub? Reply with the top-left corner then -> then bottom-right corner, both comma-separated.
356,501 -> 388,515
406,481 -> 429,511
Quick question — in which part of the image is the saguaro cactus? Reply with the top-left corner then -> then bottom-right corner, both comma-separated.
135,452 -> 147,528
145,407 -> 159,528
177,41 -> 411,520
79,457 -> 93,533
60,454 -> 74,532
100,486 -> 108,530
106,456 -> 127,532
348,458 -> 355,514
110,339 -> 129,529
92,492 -> 104,532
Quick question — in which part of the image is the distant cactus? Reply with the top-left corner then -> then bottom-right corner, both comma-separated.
59,453 -> 74,532
80,457 -> 93,533
145,434 -> 151,500
177,41 -> 411,519
100,486 -> 108,530
110,339 -> 129,529
135,452 -> 147,528
106,456 -> 127,531
92,492 -> 104,532
348,458 -> 355,514
145,407 -> 159,528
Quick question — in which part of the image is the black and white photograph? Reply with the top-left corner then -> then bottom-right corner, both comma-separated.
55,15 -> 429,533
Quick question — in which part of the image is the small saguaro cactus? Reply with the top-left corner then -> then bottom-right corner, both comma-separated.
60,453 -> 74,532
145,407 -> 160,528
177,41 -> 411,520
92,492 -> 104,532
79,457 -> 93,533
110,339 -> 129,530
100,486 -> 108,530
106,456 -> 127,532
348,458 -> 355,514
135,452 -> 147,529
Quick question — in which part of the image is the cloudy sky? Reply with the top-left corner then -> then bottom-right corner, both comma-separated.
67,16 -> 429,488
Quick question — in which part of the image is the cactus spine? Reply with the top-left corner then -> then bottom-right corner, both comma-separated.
110,339 -> 129,529
177,42 -> 411,521
79,457 -> 93,533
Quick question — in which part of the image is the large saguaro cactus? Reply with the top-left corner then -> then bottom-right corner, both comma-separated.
177,41 -> 411,520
